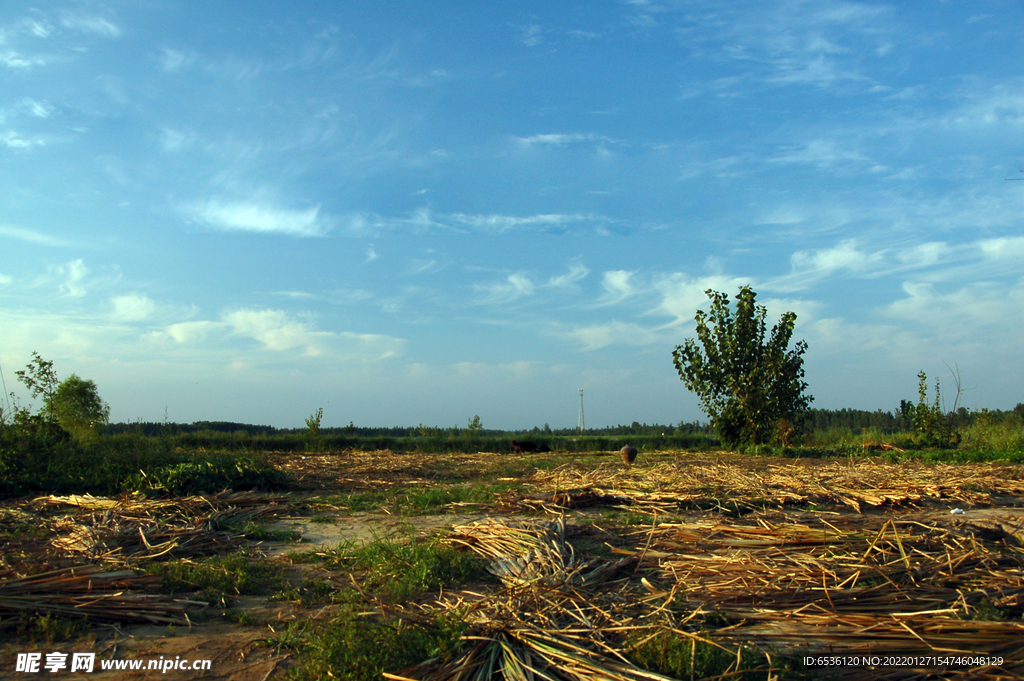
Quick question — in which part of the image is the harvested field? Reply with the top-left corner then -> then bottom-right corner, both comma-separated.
1,450 -> 1022,680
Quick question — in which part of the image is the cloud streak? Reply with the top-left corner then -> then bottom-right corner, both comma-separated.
152,307 -> 406,361
0,225 -> 69,247
189,199 -> 327,237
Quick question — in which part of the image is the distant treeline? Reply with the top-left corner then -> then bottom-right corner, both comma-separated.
805,408 -> 912,433
805,404 -> 1024,433
101,419 -> 714,438
101,405 -> 1023,448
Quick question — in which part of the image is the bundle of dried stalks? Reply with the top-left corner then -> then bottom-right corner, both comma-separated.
0,564 -> 193,627
6,491 -> 286,568
382,518 -> 770,681
510,456 -> 1024,514
625,511 -> 1024,677
450,517 -> 635,589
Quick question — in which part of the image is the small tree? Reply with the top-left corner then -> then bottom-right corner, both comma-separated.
464,415 -> 483,444
672,286 -> 813,448
305,407 -> 323,437
304,407 -> 324,453
52,374 -> 111,440
913,371 -> 960,448
14,352 -> 61,424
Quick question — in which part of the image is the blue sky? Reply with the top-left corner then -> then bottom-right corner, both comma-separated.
1,1 -> 1022,430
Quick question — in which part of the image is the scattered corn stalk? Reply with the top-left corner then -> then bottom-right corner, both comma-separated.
0,564 -> 194,627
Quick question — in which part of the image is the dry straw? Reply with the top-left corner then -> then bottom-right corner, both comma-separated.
379,517 -> 774,681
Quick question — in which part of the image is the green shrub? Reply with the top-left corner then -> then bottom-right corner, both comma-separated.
959,409 -> 1024,453
123,455 -> 285,495
912,371 -> 960,449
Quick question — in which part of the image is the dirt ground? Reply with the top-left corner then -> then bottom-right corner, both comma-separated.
2,450 -> 1023,680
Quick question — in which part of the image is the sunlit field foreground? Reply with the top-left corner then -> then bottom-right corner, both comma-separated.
1,447 -> 1022,680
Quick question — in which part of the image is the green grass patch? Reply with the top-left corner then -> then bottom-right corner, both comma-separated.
317,490 -> 393,512
145,552 -> 288,607
7,611 -> 92,644
270,578 -> 356,608
401,481 -> 516,512
283,607 -> 467,681
315,533 -> 491,602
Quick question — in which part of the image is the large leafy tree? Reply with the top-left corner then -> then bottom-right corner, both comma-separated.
672,286 -> 812,448
52,374 -> 111,440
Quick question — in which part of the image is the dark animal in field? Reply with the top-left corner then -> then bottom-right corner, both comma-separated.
537,444 -> 551,452
511,439 -> 540,453
620,444 -> 638,465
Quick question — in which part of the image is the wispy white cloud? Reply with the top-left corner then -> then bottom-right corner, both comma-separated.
769,138 -> 873,169
771,233 -> 1024,293
653,273 -> 756,324
59,12 -> 121,38
0,51 -> 46,69
407,259 -> 440,276
452,360 -> 540,380
51,259 -> 88,298
110,294 -> 156,322
895,242 -> 951,269
0,272 -> 11,286
160,128 -> 196,153
1,130 -> 45,149
448,212 -> 600,234
941,81 -> 1024,130
0,225 -> 68,247
160,48 -> 197,73
547,262 -> 590,288
473,263 -> 592,306
312,208 -> 614,238
556,319 -> 668,351
18,18 -> 53,38
789,239 -> 886,276
516,24 -> 543,47
271,290 -> 316,299
223,308 -> 323,354
189,199 -> 327,237
151,307 -> 406,361
883,280 -> 1024,349
598,270 -> 638,306
18,98 -> 53,118
205,55 -> 263,82
678,1 -> 892,94
161,320 -> 222,344
473,272 -> 536,305
514,132 -> 620,147
978,236 -> 1024,262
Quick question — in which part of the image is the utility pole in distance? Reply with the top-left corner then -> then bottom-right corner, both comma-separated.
578,388 -> 585,434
